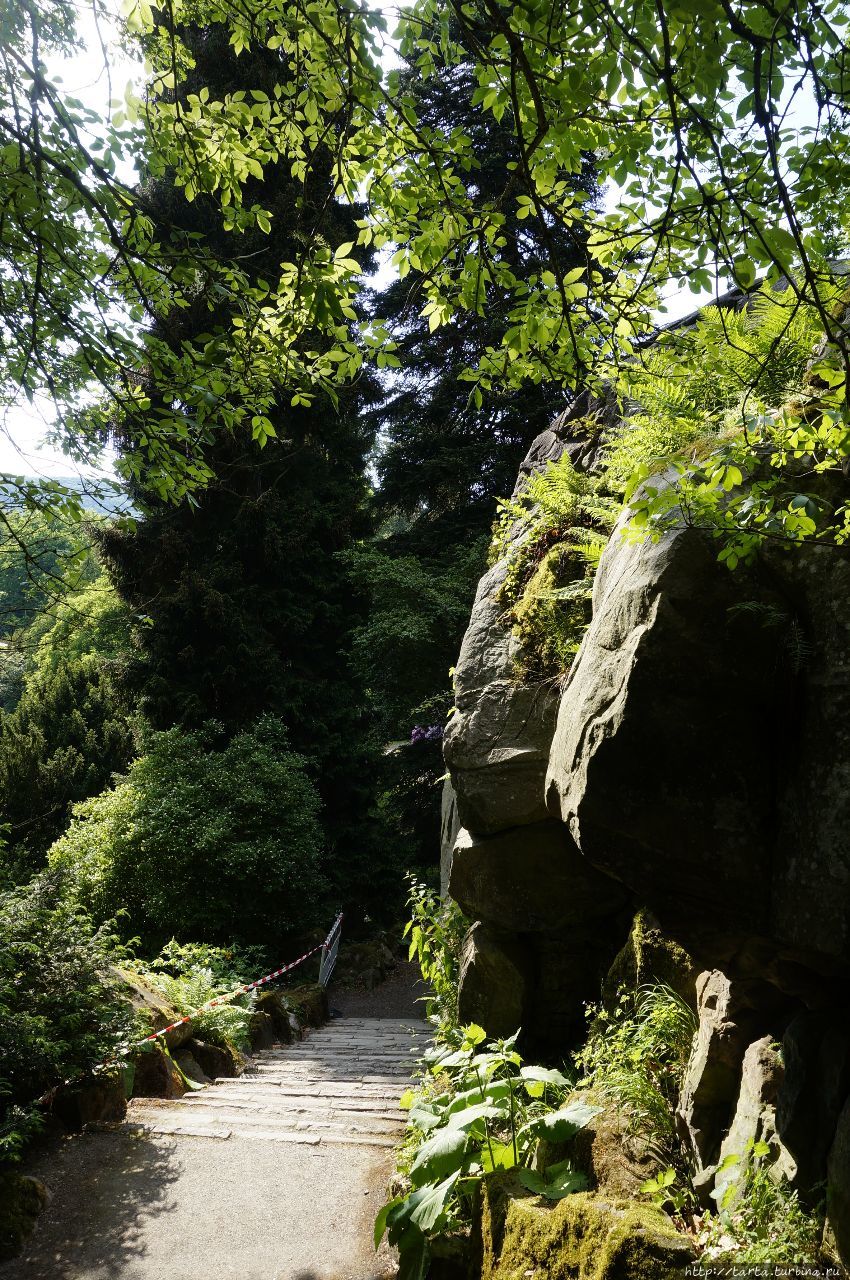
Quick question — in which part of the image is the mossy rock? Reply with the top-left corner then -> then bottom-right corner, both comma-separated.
254,990 -> 295,1041
535,1093 -> 661,1202
249,1010 -> 277,1051
0,1171 -> 48,1262
113,966 -> 193,1050
479,1173 -> 694,1280
189,1037 -> 243,1081
285,984 -> 328,1028
130,1043 -> 187,1098
50,1070 -> 127,1132
510,545 -> 592,680
602,912 -> 697,1011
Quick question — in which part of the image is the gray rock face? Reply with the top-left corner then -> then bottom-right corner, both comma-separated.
545,501 -> 850,979
777,1009 -> 850,1193
439,778 -> 460,898
713,1036 -> 792,1208
677,971 -> 785,1186
545,512 -> 778,950
444,409 -> 850,1259
448,820 -> 629,934
443,556 -> 559,835
457,923 -> 530,1038
443,407 -> 603,838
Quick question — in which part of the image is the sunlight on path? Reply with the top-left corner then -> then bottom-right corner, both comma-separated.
2,1017 -> 426,1280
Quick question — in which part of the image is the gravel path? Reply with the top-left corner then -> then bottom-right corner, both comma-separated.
2,967 -> 427,1280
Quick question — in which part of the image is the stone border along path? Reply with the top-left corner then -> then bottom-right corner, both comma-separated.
2,1015 -> 427,1280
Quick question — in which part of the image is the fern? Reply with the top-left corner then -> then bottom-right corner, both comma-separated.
607,280 -> 836,492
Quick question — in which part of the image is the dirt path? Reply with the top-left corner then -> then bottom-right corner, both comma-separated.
2,973 -> 427,1280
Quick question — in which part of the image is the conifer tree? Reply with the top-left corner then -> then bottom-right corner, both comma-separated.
98,26 -> 389,918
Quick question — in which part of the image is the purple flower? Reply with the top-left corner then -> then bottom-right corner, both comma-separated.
410,724 -> 444,745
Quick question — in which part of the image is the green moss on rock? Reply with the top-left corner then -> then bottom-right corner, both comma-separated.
602,912 -> 697,1011
510,545 -> 593,680
285,984 -> 328,1028
479,1174 -> 694,1280
0,1171 -> 48,1262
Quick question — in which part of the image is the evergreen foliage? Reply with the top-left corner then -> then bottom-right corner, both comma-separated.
0,870 -> 132,1159
0,573 -> 136,878
48,716 -> 326,948
96,24 -> 395,916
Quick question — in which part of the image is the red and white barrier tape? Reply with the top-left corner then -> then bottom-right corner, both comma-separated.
137,912 -> 344,1047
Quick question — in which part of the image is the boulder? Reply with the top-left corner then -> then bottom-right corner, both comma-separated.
449,821 -> 629,934
443,554 -> 560,835
536,1094 -> 661,1201
49,1070 -> 127,1131
188,1037 -> 243,1081
602,911 -> 697,1010
448,806 -> 631,1053
545,512 -> 780,954
477,1173 -> 694,1280
285,983 -> 328,1029
254,990 -> 295,1042
777,1009 -> 850,1194
457,923 -> 530,1039
249,1010 -> 277,1051
712,1035 -> 793,1208
131,1043 -> 187,1099
677,971 -> 784,1186
0,1172 -> 48,1262
114,967 -> 193,1051
443,413 -> 607,838
827,1096 -> 850,1266
440,778 -> 460,898
545,499 -> 850,985
173,1050 -> 210,1086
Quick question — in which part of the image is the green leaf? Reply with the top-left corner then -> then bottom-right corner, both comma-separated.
408,1127 -> 469,1186
520,1100 -> 601,1144
374,1195 -> 403,1249
520,1065 -> 571,1090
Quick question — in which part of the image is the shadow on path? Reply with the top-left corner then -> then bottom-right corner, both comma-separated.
1,1129 -> 180,1280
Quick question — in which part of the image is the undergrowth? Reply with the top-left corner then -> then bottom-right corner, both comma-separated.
698,1141 -> 824,1264
127,940 -> 262,1050
575,984 -> 696,1164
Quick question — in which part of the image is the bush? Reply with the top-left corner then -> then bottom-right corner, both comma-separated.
0,871 -> 132,1159
49,716 -> 327,947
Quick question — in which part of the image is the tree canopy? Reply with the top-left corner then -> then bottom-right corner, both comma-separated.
0,0 -> 846,551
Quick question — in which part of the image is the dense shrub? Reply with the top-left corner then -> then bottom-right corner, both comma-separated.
0,575 -> 137,877
0,871 -> 131,1159
49,716 -> 326,947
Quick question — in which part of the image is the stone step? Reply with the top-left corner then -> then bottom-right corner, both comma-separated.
240,1077 -> 405,1098
188,1089 -> 402,1115
262,1053 -> 418,1067
178,1096 -> 404,1126
171,1104 -> 403,1136
194,1075 -> 404,1105
127,1114 -> 397,1147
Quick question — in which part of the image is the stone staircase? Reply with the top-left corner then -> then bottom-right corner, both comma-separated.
126,1017 -> 426,1149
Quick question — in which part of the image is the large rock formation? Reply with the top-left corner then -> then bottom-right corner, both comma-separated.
443,405 -> 629,1049
443,407 -> 850,1261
